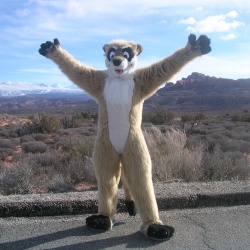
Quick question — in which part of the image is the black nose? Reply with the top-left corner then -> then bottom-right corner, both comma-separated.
113,59 -> 122,66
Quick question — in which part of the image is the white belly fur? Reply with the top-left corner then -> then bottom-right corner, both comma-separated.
103,73 -> 135,154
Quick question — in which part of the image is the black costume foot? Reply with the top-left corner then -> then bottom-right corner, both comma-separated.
125,200 -> 136,216
141,224 -> 175,241
86,215 -> 111,231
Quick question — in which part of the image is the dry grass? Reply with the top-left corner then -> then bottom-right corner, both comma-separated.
144,125 -> 250,182
0,111 -> 250,195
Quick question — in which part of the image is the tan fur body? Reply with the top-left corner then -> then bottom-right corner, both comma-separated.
45,39 -> 204,230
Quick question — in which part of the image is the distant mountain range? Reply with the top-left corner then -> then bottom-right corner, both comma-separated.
0,73 -> 250,113
0,81 -> 82,97
145,72 -> 250,112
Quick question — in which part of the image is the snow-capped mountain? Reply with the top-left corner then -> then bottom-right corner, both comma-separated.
0,81 -> 82,97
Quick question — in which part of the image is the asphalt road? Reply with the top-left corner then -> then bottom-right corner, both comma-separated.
1,205 -> 250,250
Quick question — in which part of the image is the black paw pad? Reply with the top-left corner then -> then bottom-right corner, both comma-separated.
38,38 -> 60,56
125,200 -> 136,216
188,34 -> 197,46
197,35 -> 211,55
147,224 -> 175,241
86,215 -> 111,231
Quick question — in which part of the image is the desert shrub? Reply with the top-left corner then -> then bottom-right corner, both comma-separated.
15,123 -> 34,136
143,107 -> 175,125
47,174 -> 75,193
20,135 -> 36,143
201,146 -> 250,181
32,133 -> 49,141
231,114 -> 250,122
0,158 -> 35,195
69,139 -> 93,159
0,137 -> 95,195
0,129 -> 10,137
143,125 -> 250,182
17,113 -> 60,135
45,139 -> 56,146
0,148 -> 15,161
31,113 -> 61,134
0,139 -> 16,150
55,140 -> 72,151
60,113 -> 84,129
144,126 -> 203,182
21,141 -> 48,154
181,114 -> 193,123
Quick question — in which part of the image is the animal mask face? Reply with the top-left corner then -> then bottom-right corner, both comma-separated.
103,40 -> 143,77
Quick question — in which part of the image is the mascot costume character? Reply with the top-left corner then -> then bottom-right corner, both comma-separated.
39,34 -> 211,241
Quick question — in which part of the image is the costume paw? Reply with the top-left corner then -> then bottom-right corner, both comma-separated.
188,34 -> 211,55
86,215 -> 112,231
39,38 -> 60,56
125,200 -> 136,216
141,224 -> 175,241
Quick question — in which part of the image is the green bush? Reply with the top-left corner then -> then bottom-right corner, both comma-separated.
143,106 -> 175,125
17,113 -> 61,135
31,113 -> 61,134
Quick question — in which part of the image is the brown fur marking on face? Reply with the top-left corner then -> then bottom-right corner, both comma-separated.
103,40 -> 143,56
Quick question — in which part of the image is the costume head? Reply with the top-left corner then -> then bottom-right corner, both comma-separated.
103,40 -> 143,77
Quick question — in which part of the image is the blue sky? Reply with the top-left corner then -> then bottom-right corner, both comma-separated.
0,0 -> 249,87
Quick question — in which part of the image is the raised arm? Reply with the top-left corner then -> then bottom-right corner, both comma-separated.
39,39 -> 105,99
135,34 -> 211,99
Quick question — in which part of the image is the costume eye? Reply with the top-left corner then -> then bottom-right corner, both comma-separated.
109,51 -> 115,59
123,51 -> 129,59
122,47 -> 134,62
107,48 -> 116,61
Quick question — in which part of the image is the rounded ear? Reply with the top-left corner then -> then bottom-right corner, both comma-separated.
136,44 -> 143,56
103,44 -> 108,54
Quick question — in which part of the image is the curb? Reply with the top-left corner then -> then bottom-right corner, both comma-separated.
1,181 -> 250,217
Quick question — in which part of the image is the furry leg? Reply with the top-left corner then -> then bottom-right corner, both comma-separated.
86,139 -> 121,231
121,168 -> 136,216
122,132 -> 161,228
122,131 -> 175,240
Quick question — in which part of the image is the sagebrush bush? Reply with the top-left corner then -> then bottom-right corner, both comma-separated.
143,106 -> 175,125
16,113 -> 60,135
0,139 -> 16,150
143,125 -> 250,182
201,146 -> 250,181
0,148 -> 15,161
32,133 -> 50,141
31,113 -> 61,134
144,126 -> 203,182
20,135 -> 36,143
21,141 -> 48,154
0,136 -> 95,195
60,113 -> 84,129
0,158 -> 35,195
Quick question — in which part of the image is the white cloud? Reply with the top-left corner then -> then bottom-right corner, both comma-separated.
195,7 -> 204,12
16,8 -> 30,17
158,20 -> 168,24
220,33 -> 236,40
179,11 -> 245,33
170,55 -> 250,82
179,17 -> 196,25
20,68 -> 60,74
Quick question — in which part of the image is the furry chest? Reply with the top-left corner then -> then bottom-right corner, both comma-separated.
103,76 -> 135,154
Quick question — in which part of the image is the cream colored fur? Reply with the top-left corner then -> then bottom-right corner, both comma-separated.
46,39 -> 203,230
103,70 -> 135,154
